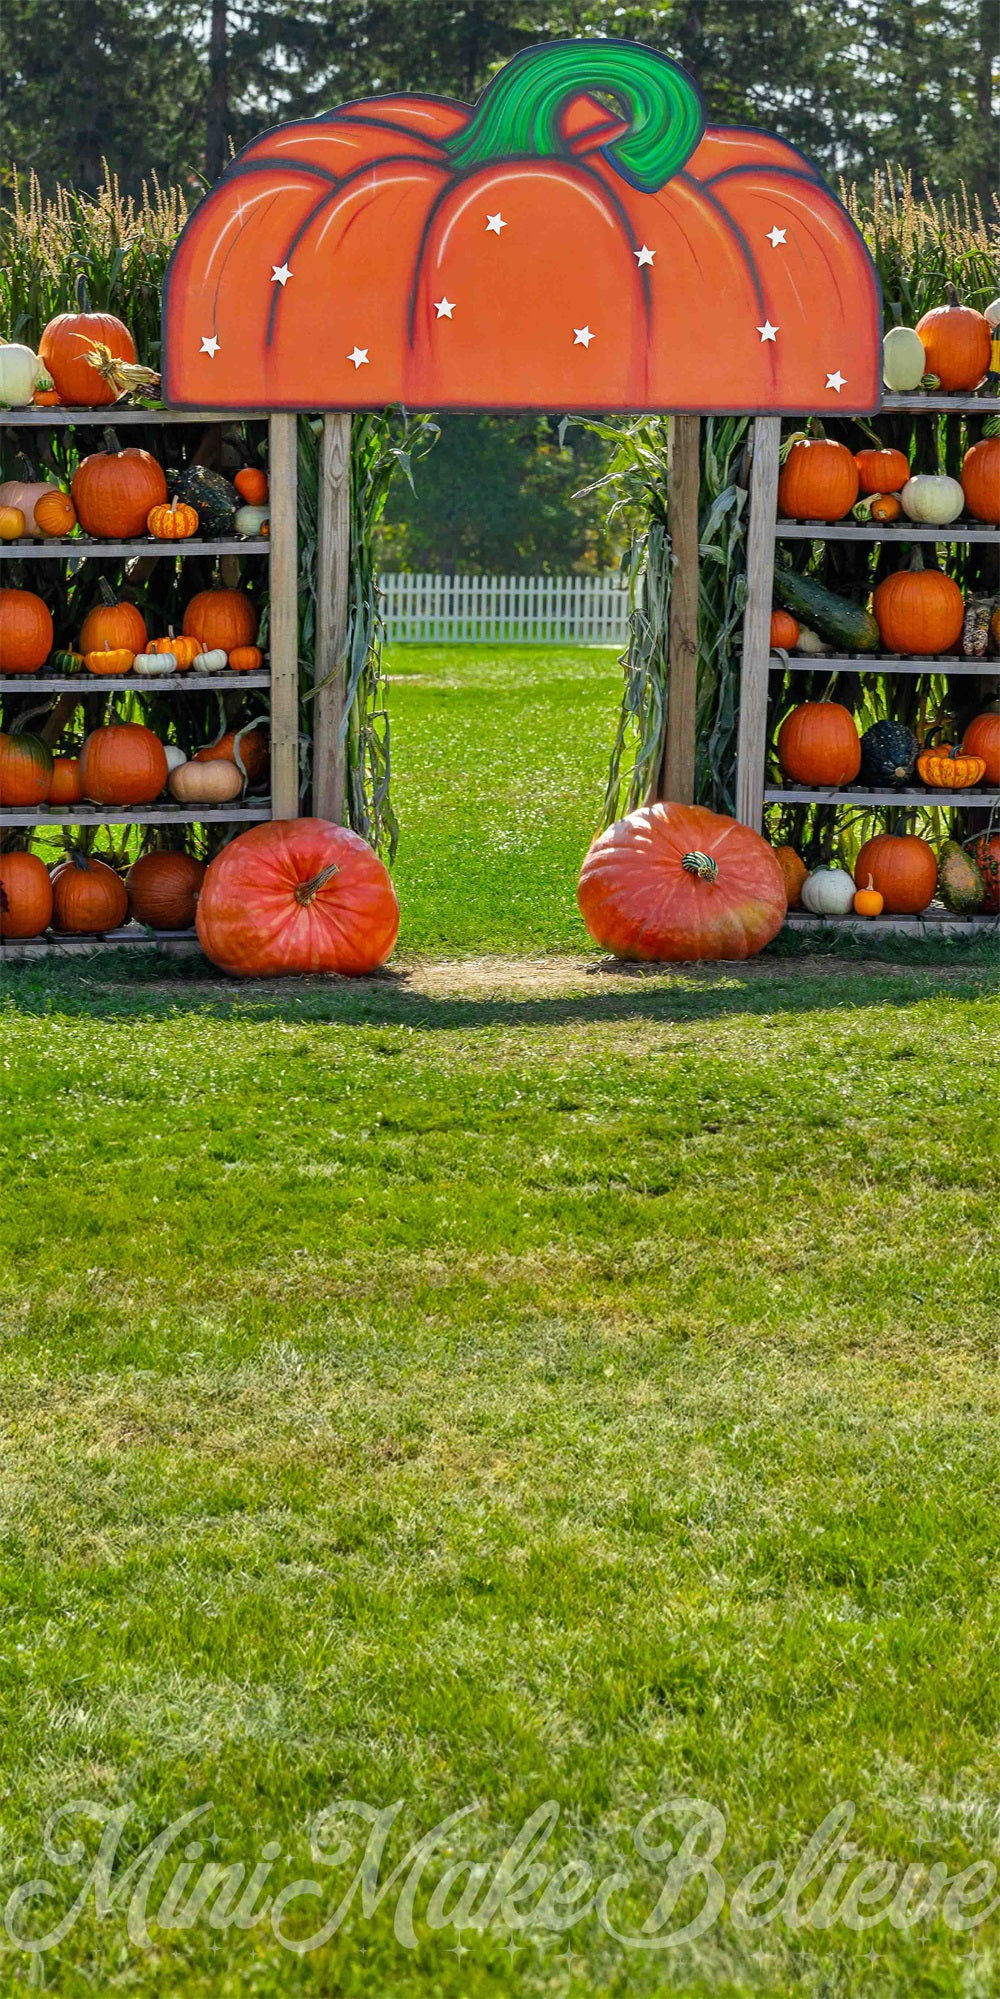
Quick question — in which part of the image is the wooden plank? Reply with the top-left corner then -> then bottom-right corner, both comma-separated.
0,539 -> 269,562
880,394 -> 1000,414
735,416 -> 781,830
765,786 -> 999,807
785,911 -> 997,936
0,408 -> 271,427
268,412 -> 299,819
776,522 -> 999,544
312,413 -> 352,822
0,674 -> 269,692
659,414 -> 700,804
769,656 -> 996,677
0,805 -> 271,825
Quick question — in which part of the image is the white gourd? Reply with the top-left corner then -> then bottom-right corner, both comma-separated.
234,505 -> 269,537
191,648 -> 229,672
162,744 -> 187,774
901,475 -> 965,526
133,651 -> 177,676
801,867 -> 857,916
882,326 -> 927,393
0,344 -> 42,408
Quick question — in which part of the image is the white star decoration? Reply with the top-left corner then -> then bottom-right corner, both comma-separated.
757,321 -> 779,342
348,346 -> 369,369
766,226 -> 787,248
634,244 -> 655,266
434,298 -> 455,319
200,335 -> 220,357
573,326 -> 594,348
826,370 -> 847,392
486,213 -> 506,234
271,263 -> 292,286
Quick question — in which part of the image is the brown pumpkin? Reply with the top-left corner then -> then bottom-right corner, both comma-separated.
47,755 -> 83,806
960,712 -> 1000,785
78,724 -> 168,806
125,850 -> 206,929
0,587 -> 53,672
0,732 -> 53,806
0,505 -> 27,541
39,311 -> 137,407
78,587 -> 147,657
194,725 -> 269,786
853,447 -> 910,495
773,844 -> 808,908
228,645 -> 264,673
182,588 -> 258,653
776,702 -> 861,786
71,441 -> 167,539
854,834 -> 937,914
916,288 -> 991,392
50,853 -> 129,932
872,558 -> 964,656
777,437 -> 859,522
961,439 -> 1000,526
33,488 -> 77,537
0,850 -> 53,937
769,610 -> 800,651
169,758 -> 245,804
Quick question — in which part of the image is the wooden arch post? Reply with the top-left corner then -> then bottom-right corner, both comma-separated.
658,414 -> 700,805
312,414 -> 352,821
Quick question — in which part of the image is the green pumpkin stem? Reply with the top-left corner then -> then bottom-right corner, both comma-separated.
681,851 -> 719,883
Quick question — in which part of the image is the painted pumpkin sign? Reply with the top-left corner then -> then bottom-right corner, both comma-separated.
163,40 -> 880,414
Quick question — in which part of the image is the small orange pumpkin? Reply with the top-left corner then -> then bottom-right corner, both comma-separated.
852,874 -> 884,918
48,755 -> 84,805
854,447 -> 909,495
916,741 -> 986,790
773,844 -> 808,908
147,496 -> 200,540
33,489 -> 77,537
869,492 -> 903,523
84,642 -> 134,677
150,633 -> 204,670
916,288 -> 991,392
227,644 -> 264,673
769,610 -> 800,651
0,505 -> 27,541
234,467 -> 268,504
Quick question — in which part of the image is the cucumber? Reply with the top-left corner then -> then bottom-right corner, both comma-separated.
773,567 -> 880,653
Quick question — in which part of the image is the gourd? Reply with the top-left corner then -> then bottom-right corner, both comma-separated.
916,741 -> 986,790
39,311 -> 136,407
150,633 -> 204,670
197,821 -> 401,977
853,876 -> 883,918
53,649 -> 85,675
772,568 -> 880,653
859,720 -> 918,787
937,841 -> 985,914
169,758 -> 245,804
0,343 -> 43,408
772,845 -> 807,908
234,467 -> 268,505
776,702 -> 861,786
0,731 -> 53,805
966,833 -> 1000,911
172,465 -> 239,538
33,489 -> 77,537
882,325 -> 926,393
182,588 -> 257,652
133,650 -> 177,676
777,436 -> 858,521
162,744 -> 188,774
961,439 -> 1000,525
575,803 -> 786,962
800,867 -> 856,916
0,588 -> 54,672
234,504 -> 270,537
48,756 -> 83,805
228,645 -> 264,673
854,447 -> 909,494
915,287 -> 991,392
0,478 -> 63,537
191,648 -> 228,673
0,506 -> 26,541
0,850 -> 53,937
125,851 -> 206,929
900,475 -> 964,526
78,583 -> 147,656
872,555 -> 964,655
50,853 -> 128,932
84,643 -> 134,677
78,724 -> 169,806
854,833 -> 937,913
961,712 -> 1000,785
769,610 -> 800,651
147,497 -> 200,540
853,491 -> 902,524
71,437 -> 167,538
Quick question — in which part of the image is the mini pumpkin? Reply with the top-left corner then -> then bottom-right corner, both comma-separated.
169,758 -> 245,804
853,876 -> 884,918
234,466 -> 268,505
53,649 -> 85,675
148,496 -> 199,540
869,493 -> 903,523
133,650 -> 177,676
191,648 -> 229,673
0,506 -> 27,541
0,478 -> 63,536
33,489 -> 77,537
84,643 -> 134,677
800,867 -> 856,916
228,645 -> 264,673
916,741 -> 986,790
234,504 -> 270,538
769,610 -> 800,651
900,475 -> 965,526
149,633 -> 204,670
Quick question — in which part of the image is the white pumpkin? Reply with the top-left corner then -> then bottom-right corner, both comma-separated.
162,744 -> 188,773
169,758 -> 244,803
0,343 -> 42,408
133,650 -> 177,676
234,504 -> 269,538
191,648 -> 229,673
901,475 -> 965,526
882,326 -> 926,394
801,867 -> 857,916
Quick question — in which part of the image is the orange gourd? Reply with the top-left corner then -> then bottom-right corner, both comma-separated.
872,560 -> 964,656
50,853 -> 129,932
197,818 -> 401,976
84,643 -> 134,677
78,588 -> 147,656
78,724 -> 168,806
916,742 -> 986,790
769,610 -> 800,651
0,850 -> 53,936
961,712 -> 1000,785
183,588 -> 258,653
777,437 -> 859,522
234,467 -> 268,504
71,442 -> 167,538
0,732 -> 53,805
33,489 -> 77,537
960,439 -> 1000,525
125,851 -> 206,929
47,756 -> 83,805
577,803 -> 787,961
39,311 -> 136,407
854,834 -> 937,914
853,447 -> 909,495
228,645 -> 264,673
148,497 -> 200,540
869,492 -> 902,523
149,633 -> 204,670
852,876 -> 883,918
915,288 -> 991,392
0,587 -> 53,672
776,702 -> 861,786
773,844 -> 808,908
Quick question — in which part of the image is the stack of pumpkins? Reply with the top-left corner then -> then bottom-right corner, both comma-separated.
0,713 -> 269,818
0,582 -> 263,686
775,701 -> 999,796
775,830 -> 999,921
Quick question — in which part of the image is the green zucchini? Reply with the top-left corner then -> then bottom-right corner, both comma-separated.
773,567 -> 880,653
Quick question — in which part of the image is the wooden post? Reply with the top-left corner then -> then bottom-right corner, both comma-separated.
312,413 -> 352,821
735,416 -> 781,831
267,412 -> 299,819
659,414 -> 700,804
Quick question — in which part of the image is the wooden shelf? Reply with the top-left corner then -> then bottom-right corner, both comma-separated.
785,909 -> 998,936
769,653 -> 999,676
0,925 -> 202,960
0,408 -> 270,426
776,521 -> 999,543
0,803 -> 272,826
0,673 -> 269,692
878,394 -> 1000,415
765,786 -> 999,807
1,538 -> 269,561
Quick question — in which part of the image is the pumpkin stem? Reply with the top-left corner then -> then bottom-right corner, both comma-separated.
295,862 -> 340,905
681,850 -> 719,883
945,282 -> 960,308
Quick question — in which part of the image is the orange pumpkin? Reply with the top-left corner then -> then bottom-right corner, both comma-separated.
182,588 -> 258,653
50,853 -> 129,932
85,643 -> 134,677
872,562 -> 964,656
854,833 -> 937,914
916,742 -> 986,789
869,492 -> 903,523
38,311 -> 136,407
852,875 -> 884,918
147,497 -> 200,540
0,506 -> 26,541
968,833 -> 1000,911
916,288 -> 991,392
234,467 -> 268,504
777,437 -> 859,522
0,587 -> 53,672
773,844 -> 808,908
197,818 -> 400,976
47,756 -> 83,805
78,724 -> 168,806
960,439 -> 1000,525
125,850 -> 206,929
0,850 -> 53,937
71,443 -> 167,538
78,590 -> 147,656
961,712 -> 1000,785
150,634 -> 204,670
0,732 -> 53,806
33,489 -> 77,537
577,802 -> 787,960
776,702 -> 861,786
769,610 -> 800,651
853,447 -> 909,495
194,725 -> 269,785
228,645 -> 264,673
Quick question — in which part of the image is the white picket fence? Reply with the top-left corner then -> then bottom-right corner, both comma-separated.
378,572 -> 630,644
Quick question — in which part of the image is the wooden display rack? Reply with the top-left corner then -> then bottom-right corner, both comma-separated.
734,393 -> 1000,934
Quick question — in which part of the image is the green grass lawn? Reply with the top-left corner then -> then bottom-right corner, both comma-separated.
1,648 -> 998,1996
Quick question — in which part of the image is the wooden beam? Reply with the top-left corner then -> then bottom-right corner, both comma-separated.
659,414 -> 700,804
735,416 -> 781,831
312,413 -> 352,821
267,412 -> 299,819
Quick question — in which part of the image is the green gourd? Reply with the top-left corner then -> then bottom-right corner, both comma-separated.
773,569 -> 880,653
172,465 -> 239,538
937,840 -> 985,913
859,720 -> 919,787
